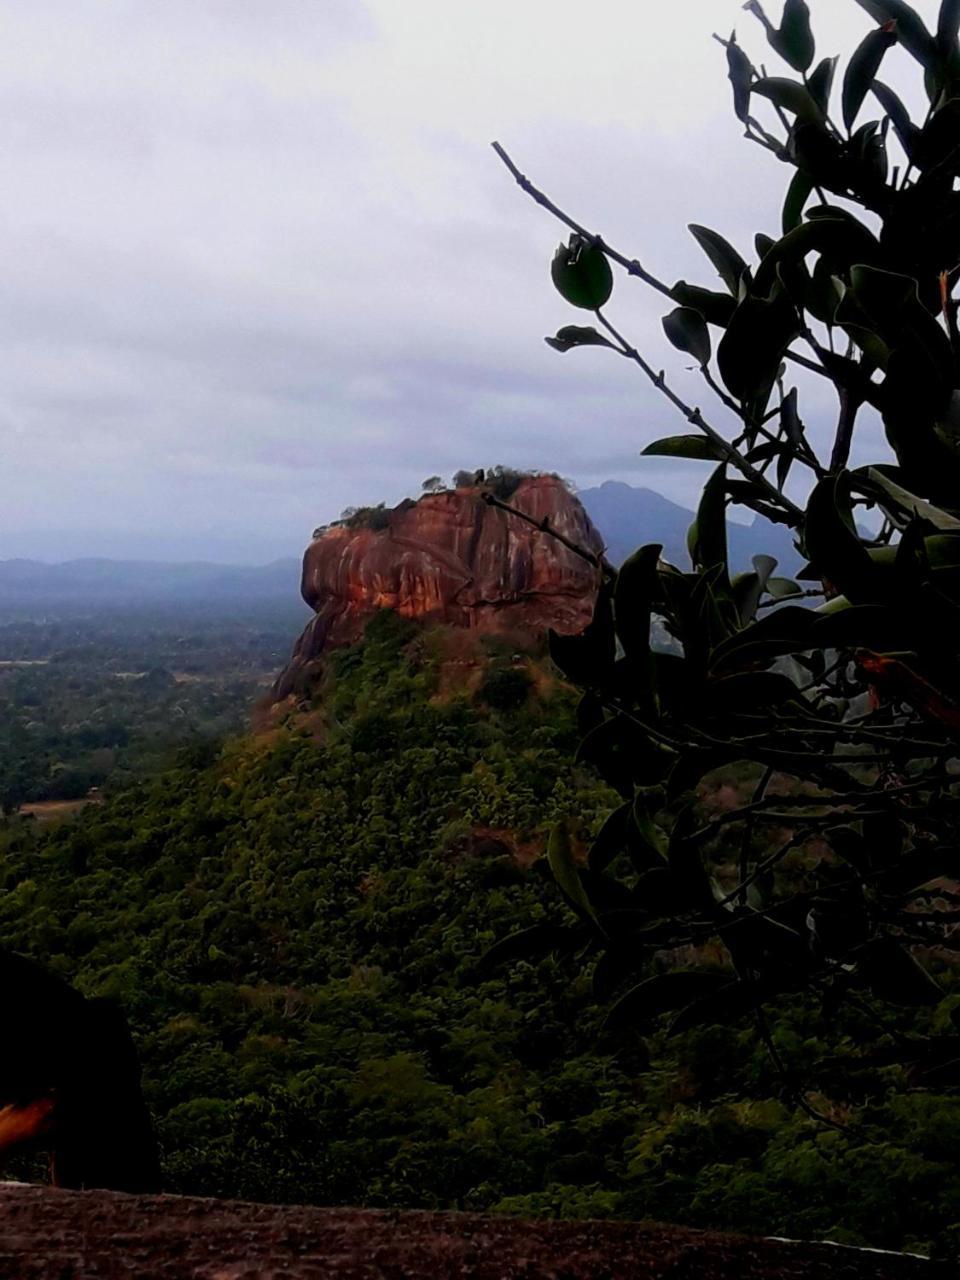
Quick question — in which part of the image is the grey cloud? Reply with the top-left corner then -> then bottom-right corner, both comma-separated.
0,0 -> 926,563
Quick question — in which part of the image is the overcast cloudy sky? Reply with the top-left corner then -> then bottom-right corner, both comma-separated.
0,0 -> 930,562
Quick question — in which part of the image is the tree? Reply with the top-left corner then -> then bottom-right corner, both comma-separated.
421,476 -> 445,493
492,0 -> 960,1101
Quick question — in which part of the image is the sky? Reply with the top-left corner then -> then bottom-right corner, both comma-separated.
0,0 -> 935,562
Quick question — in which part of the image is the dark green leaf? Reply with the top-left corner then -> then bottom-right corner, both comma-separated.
666,748 -> 728,803
776,445 -> 793,492
753,215 -> 882,297
843,26 -> 898,132
717,293 -> 800,402
807,56 -> 839,112
938,0 -> 960,53
781,386 -> 804,453
726,35 -> 754,123
589,803 -> 631,873
642,435 -> 726,462
688,224 -> 749,295
745,441 -> 789,465
670,979 -> 757,1033
481,923 -> 582,971
703,669 -> 803,714
810,602 -> 916,650
793,120 -> 847,191
614,544 -> 662,665
547,821 -> 599,925
662,306 -> 712,365
630,790 -> 669,872
670,281 -> 737,327
871,80 -> 920,158
690,465 -> 729,577
577,716 -> 673,796
852,1 -> 938,70
686,570 -> 739,663
856,116 -> 890,184
551,235 -> 614,310
576,690 -> 605,738
846,265 -> 954,381
580,869 -> 635,914
548,584 -> 615,686
860,466 -> 960,528
807,256 -> 843,325
605,971 -> 731,1030
732,554 -> 778,625
856,936 -> 944,1006
805,473 -> 891,605
826,826 -> 872,875
912,97 -> 960,173
545,325 -> 617,353
710,605 -> 818,673
667,805 -> 715,911
767,576 -> 803,599
631,866 -> 683,916
592,950 -> 642,1002
782,169 -> 813,234
752,76 -> 825,122
879,846 -> 955,894
772,0 -> 815,72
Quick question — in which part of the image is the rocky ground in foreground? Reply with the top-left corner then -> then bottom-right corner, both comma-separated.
0,1184 -> 946,1279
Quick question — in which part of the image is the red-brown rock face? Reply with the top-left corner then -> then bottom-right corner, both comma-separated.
274,477 -> 603,698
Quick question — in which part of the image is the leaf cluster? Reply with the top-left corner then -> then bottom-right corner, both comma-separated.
506,0 -> 960,1086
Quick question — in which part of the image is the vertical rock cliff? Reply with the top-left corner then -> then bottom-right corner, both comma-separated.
274,476 -> 603,698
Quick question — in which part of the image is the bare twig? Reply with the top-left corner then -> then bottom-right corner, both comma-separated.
491,141 -> 834,390
491,141 -> 673,299
480,492 -> 617,580
692,776 -> 937,841
829,386 -> 861,472
593,311 -> 804,525
723,833 -> 800,909
737,766 -> 776,907
760,1013 -> 848,1131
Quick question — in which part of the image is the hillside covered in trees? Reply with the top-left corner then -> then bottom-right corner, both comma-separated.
1,610 -> 959,1258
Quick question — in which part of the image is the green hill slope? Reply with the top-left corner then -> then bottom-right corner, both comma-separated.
2,610 -> 959,1257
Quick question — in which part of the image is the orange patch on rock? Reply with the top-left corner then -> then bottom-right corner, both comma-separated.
0,1096 -> 55,1155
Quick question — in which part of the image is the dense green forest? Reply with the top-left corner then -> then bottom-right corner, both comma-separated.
0,609 -> 299,809
1,609 -> 959,1256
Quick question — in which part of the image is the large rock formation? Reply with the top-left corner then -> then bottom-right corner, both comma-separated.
274,476 -> 603,698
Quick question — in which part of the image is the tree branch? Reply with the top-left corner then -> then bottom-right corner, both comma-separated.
593,311 -> 804,526
829,386 -> 861,472
480,492 -> 617,581
492,139 -> 837,398
491,141 -> 674,300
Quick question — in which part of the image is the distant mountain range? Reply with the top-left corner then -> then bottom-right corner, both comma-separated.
0,557 -> 306,616
579,481 -> 803,577
0,483 -> 803,619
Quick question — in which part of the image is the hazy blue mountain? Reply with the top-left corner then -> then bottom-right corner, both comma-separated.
580,481 -> 804,577
1,477 -> 805,624
0,558 -> 307,620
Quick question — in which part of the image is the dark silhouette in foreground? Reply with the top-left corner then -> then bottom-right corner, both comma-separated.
0,950 -> 160,1192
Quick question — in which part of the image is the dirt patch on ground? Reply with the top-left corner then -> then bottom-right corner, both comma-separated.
0,1184 -> 944,1279
17,797 -> 101,823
